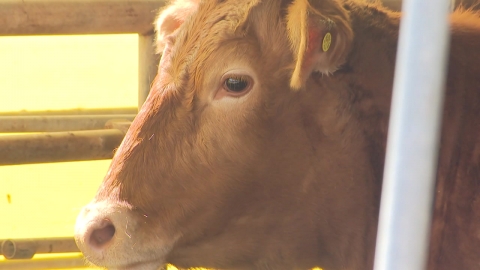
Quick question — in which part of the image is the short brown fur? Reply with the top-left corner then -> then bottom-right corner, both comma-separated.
74,1 -> 480,269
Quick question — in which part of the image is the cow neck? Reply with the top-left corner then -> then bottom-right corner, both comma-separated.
307,3 -> 401,269
335,0 -> 401,189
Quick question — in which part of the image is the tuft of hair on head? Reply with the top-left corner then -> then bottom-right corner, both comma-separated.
286,0 -> 309,90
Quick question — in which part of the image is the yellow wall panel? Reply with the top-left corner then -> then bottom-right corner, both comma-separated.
0,35 -> 138,111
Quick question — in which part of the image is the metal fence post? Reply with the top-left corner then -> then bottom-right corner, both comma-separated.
373,0 -> 452,269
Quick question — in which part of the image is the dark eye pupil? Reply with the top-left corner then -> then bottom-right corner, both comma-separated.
225,78 -> 248,92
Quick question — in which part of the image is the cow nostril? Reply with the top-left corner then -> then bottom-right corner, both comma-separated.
89,220 -> 116,248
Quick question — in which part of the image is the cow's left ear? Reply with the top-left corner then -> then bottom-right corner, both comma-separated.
286,0 -> 353,90
154,0 -> 200,54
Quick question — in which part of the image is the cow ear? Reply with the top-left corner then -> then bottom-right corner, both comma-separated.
285,0 -> 353,90
154,0 -> 200,54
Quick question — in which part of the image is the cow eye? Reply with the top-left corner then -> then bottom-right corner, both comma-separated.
223,75 -> 253,93
224,77 -> 249,92
215,73 -> 254,100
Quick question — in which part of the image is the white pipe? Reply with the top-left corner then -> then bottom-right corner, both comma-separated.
373,0 -> 452,269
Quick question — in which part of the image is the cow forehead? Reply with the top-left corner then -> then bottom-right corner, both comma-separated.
166,0 -> 262,77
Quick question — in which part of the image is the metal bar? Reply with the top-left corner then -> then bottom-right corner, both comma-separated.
138,34 -> 159,108
0,115 -> 135,132
0,0 -> 166,36
0,129 -> 125,165
1,238 -> 79,259
373,0 -> 451,269
0,107 -> 138,116
0,254 -> 89,270
104,121 -> 132,134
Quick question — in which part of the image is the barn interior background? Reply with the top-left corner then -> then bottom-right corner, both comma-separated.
0,0 -> 476,269
0,0 -> 162,268
0,34 -> 138,269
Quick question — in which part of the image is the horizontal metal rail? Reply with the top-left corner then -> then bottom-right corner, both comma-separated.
1,238 -> 79,259
0,129 -> 126,165
0,114 -> 135,132
0,0 -> 166,35
0,254 -> 89,270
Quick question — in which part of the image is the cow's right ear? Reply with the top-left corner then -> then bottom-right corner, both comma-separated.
154,0 -> 200,54
285,0 -> 353,90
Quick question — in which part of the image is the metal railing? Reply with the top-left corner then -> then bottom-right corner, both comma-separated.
373,0 -> 452,270
0,238 -> 84,269
1,238 -> 78,260
0,0 -> 166,269
0,0 -> 165,165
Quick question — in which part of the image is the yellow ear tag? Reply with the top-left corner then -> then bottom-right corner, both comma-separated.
322,32 -> 332,52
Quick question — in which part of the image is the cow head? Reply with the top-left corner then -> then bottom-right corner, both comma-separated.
74,0 -> 359,269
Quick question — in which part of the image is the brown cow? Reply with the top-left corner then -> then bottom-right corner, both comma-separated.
74,0 -> 480,269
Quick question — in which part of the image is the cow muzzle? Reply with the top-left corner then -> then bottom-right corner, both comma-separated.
74,201 -> 168,270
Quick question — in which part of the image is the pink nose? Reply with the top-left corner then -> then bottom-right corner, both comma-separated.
75,202 -> 167,269
88,219 -> 116,248
74,203 -> 131,266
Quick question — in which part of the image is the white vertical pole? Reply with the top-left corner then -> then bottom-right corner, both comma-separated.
373,0 -> 452,269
